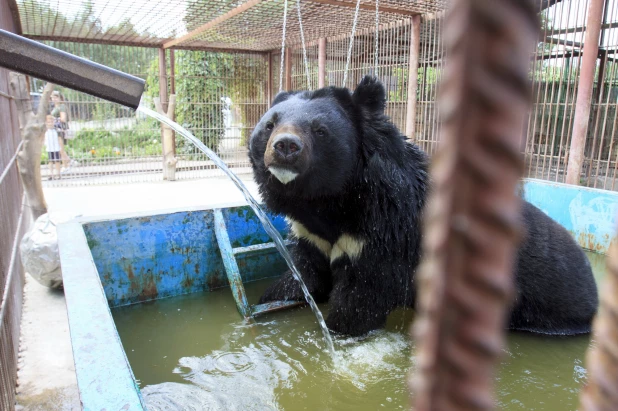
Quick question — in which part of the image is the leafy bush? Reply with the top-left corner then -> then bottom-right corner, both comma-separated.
41,120 -> 162,164
146,51 -> 236,155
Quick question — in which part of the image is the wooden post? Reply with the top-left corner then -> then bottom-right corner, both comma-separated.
318,38 -> 327,88
157,48 -> 177,180
405,15 -> 422,141
11,78 -> 55,219
285,47 -> 293,91
169,49 -> 177,156
565,0 -> 604,185
158,48 -> 169,112
169,49 -> 176,95
155,95 -> 178,181
267,52 -> 273,104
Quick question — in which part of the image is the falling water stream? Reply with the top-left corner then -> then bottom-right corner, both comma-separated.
138,106 -> 335,357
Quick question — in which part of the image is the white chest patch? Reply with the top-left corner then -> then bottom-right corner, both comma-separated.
269,167 -> 299,184
288,219 -> 332,257
331,234 -> 365,263
287,218 -> 365,263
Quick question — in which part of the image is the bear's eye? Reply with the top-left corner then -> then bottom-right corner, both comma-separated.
315,128 -> 327,137
265,122 -> 274,131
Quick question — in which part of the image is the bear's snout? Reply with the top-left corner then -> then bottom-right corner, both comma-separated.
264,123 -> 309,171
272,134 -> 304,161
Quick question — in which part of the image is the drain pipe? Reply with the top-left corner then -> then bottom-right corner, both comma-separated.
0,29 -> 145,109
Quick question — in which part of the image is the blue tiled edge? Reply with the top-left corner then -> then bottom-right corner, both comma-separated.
57,222 -> 145,410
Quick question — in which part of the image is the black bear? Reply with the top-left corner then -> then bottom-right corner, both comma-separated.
248,76 -> 598,337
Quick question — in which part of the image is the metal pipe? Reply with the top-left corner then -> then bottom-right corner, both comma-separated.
318,38 -> 327,88
565,0 -> 605,185
267,52 -> 273,104
405,15 -> 421,141
285,46 -> 293,91
0,29 -> 145,109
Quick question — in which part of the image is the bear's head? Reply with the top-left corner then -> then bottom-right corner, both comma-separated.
249,75 -> 388,199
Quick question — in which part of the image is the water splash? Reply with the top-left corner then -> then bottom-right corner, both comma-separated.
138,106 -> 335,357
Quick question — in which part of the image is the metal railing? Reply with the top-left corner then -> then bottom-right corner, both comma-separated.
0,68 -> 28,411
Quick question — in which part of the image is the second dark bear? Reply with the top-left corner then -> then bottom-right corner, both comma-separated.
248,76 -> 598,337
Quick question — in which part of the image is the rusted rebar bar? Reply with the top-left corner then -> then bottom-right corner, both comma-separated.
410,0 -> 538,410
579,241 -> 618,411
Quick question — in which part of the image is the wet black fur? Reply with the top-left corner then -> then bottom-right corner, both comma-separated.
249,75 -> 598,337
510,202 -> 598,335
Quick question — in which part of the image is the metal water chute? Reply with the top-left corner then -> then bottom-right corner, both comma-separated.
0,29 -> 145,108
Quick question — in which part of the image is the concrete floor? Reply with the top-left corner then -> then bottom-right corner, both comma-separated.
15,174 -> 259,410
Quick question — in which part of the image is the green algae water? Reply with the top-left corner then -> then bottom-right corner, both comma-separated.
112,251 -> 607,410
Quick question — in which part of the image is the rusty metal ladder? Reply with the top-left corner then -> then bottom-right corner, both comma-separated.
213,209 -> 304,318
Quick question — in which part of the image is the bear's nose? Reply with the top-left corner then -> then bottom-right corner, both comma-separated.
272,135 -> 303,160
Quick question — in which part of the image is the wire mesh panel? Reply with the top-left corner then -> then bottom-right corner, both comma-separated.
325,34 -> 352,88
525,0 -> 590,185
17,0 -> 448,50
17,0 -> 618,191
586,0 -> 618,190
0,90 -> 26,411
379,21 -> 413,136
415,14 -> 445,155
31,42 -> 162,186
174,0 -> 443,51
291,43 -> 319,90
172,50 -> 268,180
321,20 -> 414,133
272,52 -> 282,95
0,5 -> 27,408
25,42 -> 272,185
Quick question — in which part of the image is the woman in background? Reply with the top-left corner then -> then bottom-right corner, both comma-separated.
50,91 -> 71,169
44,115 -> 62,180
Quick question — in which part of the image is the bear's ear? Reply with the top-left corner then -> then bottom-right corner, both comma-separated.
271,91 -> 300,107
352,75 -> 386,114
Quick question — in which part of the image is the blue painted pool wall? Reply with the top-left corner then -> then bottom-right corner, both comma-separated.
83,206 -> 288,307
523,178 -> 618,254
57,223 -> 145,410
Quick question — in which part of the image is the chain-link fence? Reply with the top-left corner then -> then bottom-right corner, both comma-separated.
0,6 -> 28,409
525,0 -> 618,190
18,0 -> 618,191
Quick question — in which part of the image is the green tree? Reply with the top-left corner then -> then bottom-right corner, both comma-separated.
149,50 -> 235,155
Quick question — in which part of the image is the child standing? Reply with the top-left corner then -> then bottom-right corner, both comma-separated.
44,115 -> 62,180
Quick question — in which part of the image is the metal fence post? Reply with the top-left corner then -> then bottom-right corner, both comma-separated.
157,48 -> 178,180
565,0 -> 605,185
267,52 -> 273,104
405,15 -> 421,141
285,46 -> 293,91
318,38 -> 327,88
158,48 -> 170,179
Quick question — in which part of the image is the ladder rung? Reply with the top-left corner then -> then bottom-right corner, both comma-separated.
251,301 -> 307,315
232,239 -> 293,256
251,300 -> 305,316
